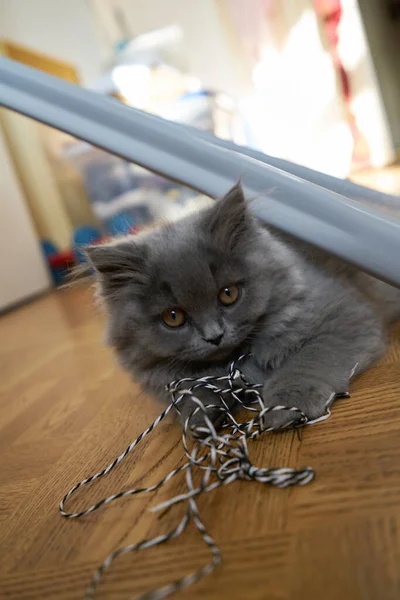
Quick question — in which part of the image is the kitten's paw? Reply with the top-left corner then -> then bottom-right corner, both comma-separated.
260,382 -> 336,431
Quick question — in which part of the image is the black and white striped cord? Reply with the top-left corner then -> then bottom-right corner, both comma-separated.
60,355 -> 357,600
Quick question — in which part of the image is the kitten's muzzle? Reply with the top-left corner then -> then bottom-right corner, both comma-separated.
204,333 -> 224,346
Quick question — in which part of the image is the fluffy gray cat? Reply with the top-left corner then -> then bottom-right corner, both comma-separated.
87,183 -> 400,431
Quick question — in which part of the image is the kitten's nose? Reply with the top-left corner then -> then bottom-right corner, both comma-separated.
205,333 -> 223,346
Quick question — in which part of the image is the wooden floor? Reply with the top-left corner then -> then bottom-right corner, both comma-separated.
1,284 -> 400,600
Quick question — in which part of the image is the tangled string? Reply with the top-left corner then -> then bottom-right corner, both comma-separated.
60,354 -> 346,600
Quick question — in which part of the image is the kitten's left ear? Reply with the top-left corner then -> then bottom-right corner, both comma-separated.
205,182 -> 252,251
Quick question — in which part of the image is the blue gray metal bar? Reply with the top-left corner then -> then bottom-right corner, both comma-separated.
179,124 -> 400,209
0,57 -> 399,287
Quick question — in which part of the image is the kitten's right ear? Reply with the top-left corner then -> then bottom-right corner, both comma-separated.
205,182 -> 251,251
85,241 -> 148,290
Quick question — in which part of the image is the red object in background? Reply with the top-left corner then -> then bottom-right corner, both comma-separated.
314,0 -> 371,168
314,0 -> 350,100
47,249 -> 75,269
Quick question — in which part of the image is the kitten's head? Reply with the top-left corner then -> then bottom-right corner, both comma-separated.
87,184 -> 297,382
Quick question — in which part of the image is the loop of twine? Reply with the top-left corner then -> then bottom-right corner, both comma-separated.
60,354 -> 356,600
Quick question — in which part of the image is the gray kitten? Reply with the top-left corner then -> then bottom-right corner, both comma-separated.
87,184 -> 400,431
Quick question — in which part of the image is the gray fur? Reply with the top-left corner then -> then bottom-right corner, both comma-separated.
87,183 -> 400,431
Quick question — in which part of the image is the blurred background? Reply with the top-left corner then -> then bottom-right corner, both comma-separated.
1,0 -> 400,311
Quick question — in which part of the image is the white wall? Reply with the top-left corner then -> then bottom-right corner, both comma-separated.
0,0 -> 104,85
0,0 -> 107,249
0,125 -> 50,311
1,112 -> 74,249
0,0 -> 252,98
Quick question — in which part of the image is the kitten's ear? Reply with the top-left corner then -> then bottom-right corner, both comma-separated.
85,241 -> 148,290
206,182 -> 251,251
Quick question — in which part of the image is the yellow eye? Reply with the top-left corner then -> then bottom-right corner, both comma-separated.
161,308 -> 186,328
218,284 -> 239,306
